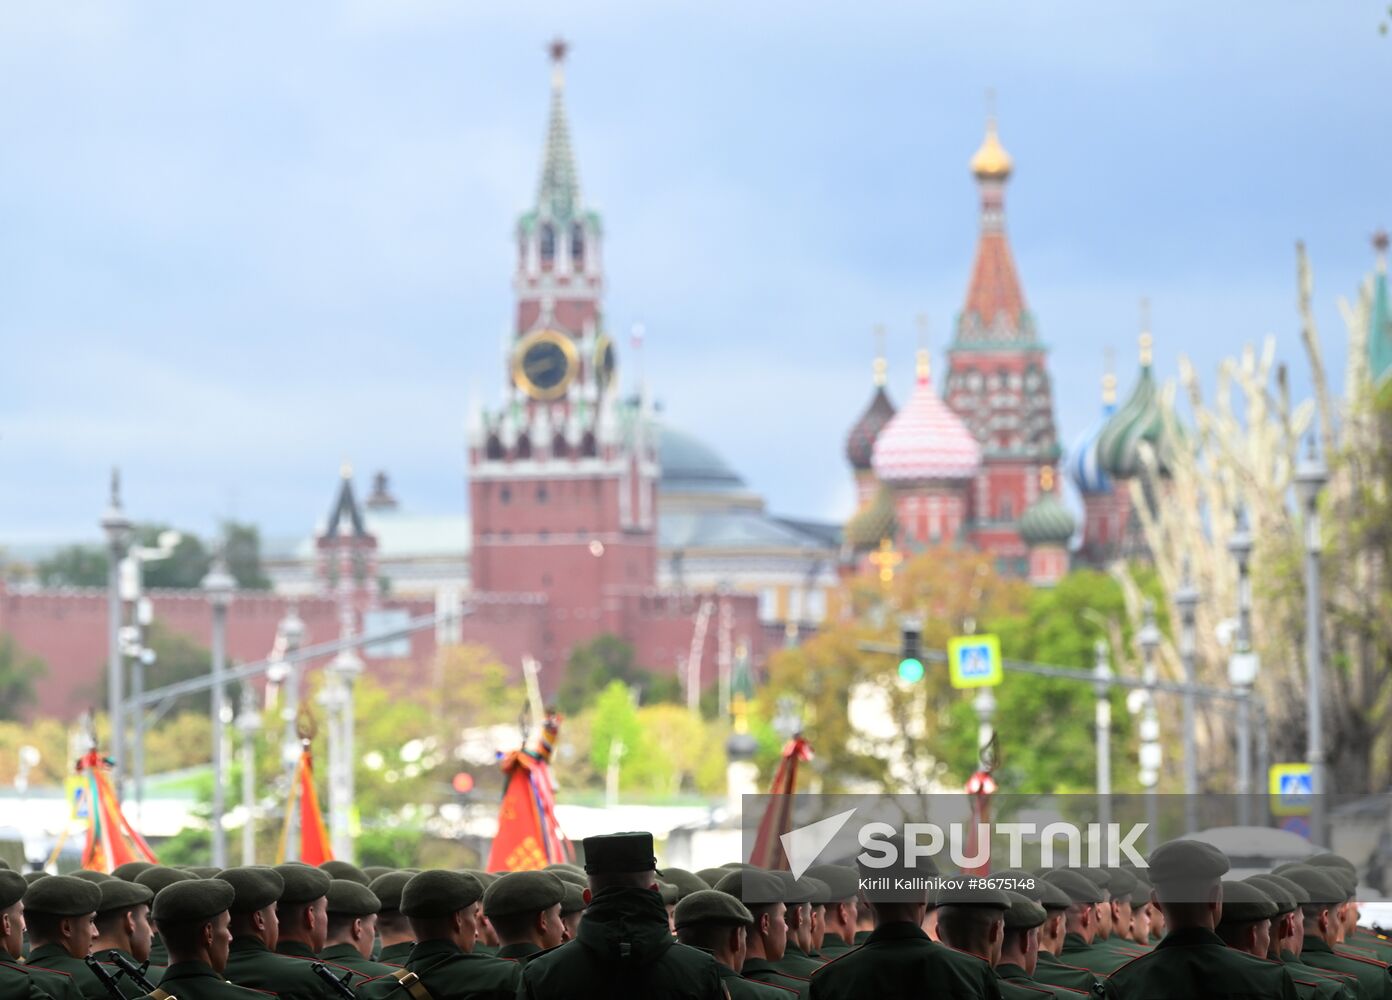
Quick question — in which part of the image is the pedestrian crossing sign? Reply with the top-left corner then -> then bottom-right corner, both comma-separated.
1269,763 -> 1314,817
948,634 -> 1002,689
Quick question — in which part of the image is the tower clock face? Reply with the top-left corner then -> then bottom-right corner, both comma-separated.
595,334 -> 616,393
512,329 -> 578,401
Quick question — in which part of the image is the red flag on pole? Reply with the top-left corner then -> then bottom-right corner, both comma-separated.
278,743 -> 333,865
75,749 -> 158,873
748,734 -> 813,869
487,712 -> 573,872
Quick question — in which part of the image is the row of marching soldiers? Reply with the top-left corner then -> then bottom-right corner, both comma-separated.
0,835 -> 1389,999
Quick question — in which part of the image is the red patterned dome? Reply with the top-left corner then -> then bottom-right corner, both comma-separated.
872,353 -> 982,482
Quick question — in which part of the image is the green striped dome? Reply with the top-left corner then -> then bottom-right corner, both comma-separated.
845,485 -> 897,550
1019,490 -> 1075,546
1097,363 -> 1166,479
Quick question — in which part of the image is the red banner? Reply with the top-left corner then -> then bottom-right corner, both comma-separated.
77,750 -> 158,873
748,735 -> 813,869
487,713 -> 573,872
279,745 -> 333,865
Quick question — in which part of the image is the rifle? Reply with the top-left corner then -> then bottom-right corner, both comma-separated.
311,962 -> 358,1000
84,955 -> 128,1000
106,950 -> 158,994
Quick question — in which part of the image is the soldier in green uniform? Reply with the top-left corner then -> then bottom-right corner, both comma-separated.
1237,877 -> 1355,1000
354,870 -> 518,999
460,872 -> 501,957
1096,869 -> 1146,960
1106,839 -> 1298,999
269,865 -> 334,971
807,844 -> 1003,999
520,832 -> 726,999
1,869 -> 68,1000
83,879 -> 156,999
366,873 -> 414,967
216,865 -> 336,1000
804,867 -> 857,960
990,868 -> 1111,997
674,890 -> 798,998
480,871 -> 566,965
20,876 -> 102,1000
136,878 -> 268,1000
106,869 -> 151,887
770,874 -> 822,977
558,883 -> 585,943
133,867 -> 196,970
934,880 -> 1010,968
318,879 -> 396,981
1281,865 -> 1392,999
992,891 -> 1072,999
713,868 -> 807,994
1042,869 -> 1120,974
318,863 -> 370,888
1124,872 -> 1155,948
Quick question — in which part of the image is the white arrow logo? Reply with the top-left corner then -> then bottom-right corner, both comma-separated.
781,808 -> 858,880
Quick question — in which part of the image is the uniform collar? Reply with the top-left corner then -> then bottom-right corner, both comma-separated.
276,940 -> 318,958
1060,932 -> 1091,952
496,942 -> 540,960
1155,927 -> 1225,949
24,943 -> 73,964
866,922 -> 931,944
229,936 -> 270,953
319,943 -> 364,960
160,961 -> 223,981
1302,936 -> 1334,955
409,939 -> 465,961
995,963 -> 1031,979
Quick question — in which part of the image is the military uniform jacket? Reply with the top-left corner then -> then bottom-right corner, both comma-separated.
815,936 -> 852,960
689,951 -> 798,999
1058,933 -> 1136,975
313,945 -> 397,984
519,887 -> 724,999
1300,937 -> 1392,1000
806,922 -> 1003,1000
996,962 -> 1092,998
1279,950 -> 1360,1000
222,939 -> 337,1000
1033,951 -> 1112,996
1,949 -> 83,1000
850,932 -> 871,946
0,959 -> 60,1000
772,946 -> 821,978
26,943 -> 136,1000
740,957 -> 807,994
358,939 -> 519,1000
375,943 -> 412,969
136,962 -> 273,1000
1107,927 -> 1299,999
493,943 -> 540,967
144,943 -> 166,973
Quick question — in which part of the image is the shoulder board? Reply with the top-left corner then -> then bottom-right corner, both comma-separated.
16,964 -> 74,978
1332,949 -> 1390,968
741,977 -> 799,995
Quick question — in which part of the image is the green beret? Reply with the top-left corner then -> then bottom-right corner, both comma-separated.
1002,890 -> 1047,930
136,867 -> 196,895
70,870 -> 116,884
1129,877 -> 1154,908
1217,881 -> 1278,924
369,871 -> 413,912
111,862 -> 156,882
22,872 -> 50,886
152,878 -> 236,925
714,869 -> 784,906
482,871 -> 565,919
0,870 -> 27,909
659,868 -> 710,900
1105,869 -> 1138,898
182,867 -> 221,879
934,880 -> 1010,909
543,863 -> 586,876
401,870 -> 483,918
581,833 -> 656,875
774,871 -> 817,905
326,879 -> 381,917
24,875 -> 103,916
1244,876 -> 1297,915
319,861 -> 370,887
1146,840 -> 1229,887
1277,866 -> 1345,906
1080,868 -> 1112,893
97,879 -> 153,915
1318,866 -> 1357,898
216,866 -> 284,912
658,882 -> 680,906
362,866 -> 393,882
0,861 -> 8,870
274,864 -> 331,906
805,865 -> 858,902
1256,872 -> 1309,907
548,867 -> 587,889
675,889 -> 754,929
1043,869 -> 1105,904
806,877 -> 835,906
559,883 -> 587,916
696,868 -> 728,888
1305,854 -> 1357,876
461,870 -> 499,890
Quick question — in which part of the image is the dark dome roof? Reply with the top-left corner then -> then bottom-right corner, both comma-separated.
1097,363 -> 1166,479
844,485 -> 897,550
1019,490 -> 1076,546
846,386 -> 896,471
658,426 -> 747,494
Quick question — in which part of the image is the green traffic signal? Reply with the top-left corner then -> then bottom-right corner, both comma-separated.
897,657 -> 925,683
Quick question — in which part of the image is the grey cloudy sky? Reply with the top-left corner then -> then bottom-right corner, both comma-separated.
1,1 -> 1388,547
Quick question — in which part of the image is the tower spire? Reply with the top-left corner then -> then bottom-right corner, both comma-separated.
1139,296 -> 1153,367
958,94 -> 1027,344
537,37 -> 579,220
872,323 -> 888,387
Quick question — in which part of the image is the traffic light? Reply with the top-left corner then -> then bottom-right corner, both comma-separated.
898,622 -> 924,682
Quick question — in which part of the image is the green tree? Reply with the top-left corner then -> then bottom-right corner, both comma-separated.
556,635 -> 679,713
37,545 -> 107,587
589,681 -> 643,779
222,521 -> 271,590
137,525 -> 212,589
0,636 -> 45,720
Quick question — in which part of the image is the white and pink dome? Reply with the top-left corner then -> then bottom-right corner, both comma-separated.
872,354 -> 982,483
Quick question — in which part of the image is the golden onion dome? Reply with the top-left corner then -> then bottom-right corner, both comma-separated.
970,119 -> 1013,181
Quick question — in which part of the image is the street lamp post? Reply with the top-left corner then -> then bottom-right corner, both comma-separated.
236,685 -> 260,864
100,471 -> 132,782
1174,559 -> 1200,833
202,553 -> 235,869
1137,600 -> 1162,851
270,607 -> 306,860
1295,438 -> 1329,844
1228,507 -> 1258,826
1094,640 -> 1112,832
323,603 -> 363,862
